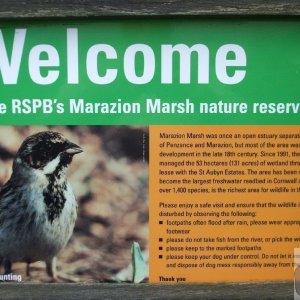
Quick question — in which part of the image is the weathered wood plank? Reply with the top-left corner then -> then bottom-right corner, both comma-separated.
0,282 -> 294,300
0,0 -> 299,18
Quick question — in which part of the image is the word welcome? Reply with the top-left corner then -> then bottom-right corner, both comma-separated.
0,28 -> 246,85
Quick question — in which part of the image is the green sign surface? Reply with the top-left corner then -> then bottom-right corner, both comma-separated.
0,19 -> 299,125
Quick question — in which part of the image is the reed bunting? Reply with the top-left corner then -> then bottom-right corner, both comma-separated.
0,131 -> 82,279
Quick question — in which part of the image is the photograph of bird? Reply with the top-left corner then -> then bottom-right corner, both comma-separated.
0,131 -> 82,280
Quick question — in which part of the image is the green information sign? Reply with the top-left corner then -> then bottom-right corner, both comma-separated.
0,19 -> 300,125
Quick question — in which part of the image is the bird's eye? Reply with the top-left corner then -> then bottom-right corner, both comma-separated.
39,143 -> 52,155
28,141 -> 63,168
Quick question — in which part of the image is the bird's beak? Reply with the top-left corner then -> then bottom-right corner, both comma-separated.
65,141 -> 83,155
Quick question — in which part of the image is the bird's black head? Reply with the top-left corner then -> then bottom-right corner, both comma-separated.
15,131 -> 83,174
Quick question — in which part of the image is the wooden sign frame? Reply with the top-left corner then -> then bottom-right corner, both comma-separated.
0,0 -> 300,18
0,1 -> 298,299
